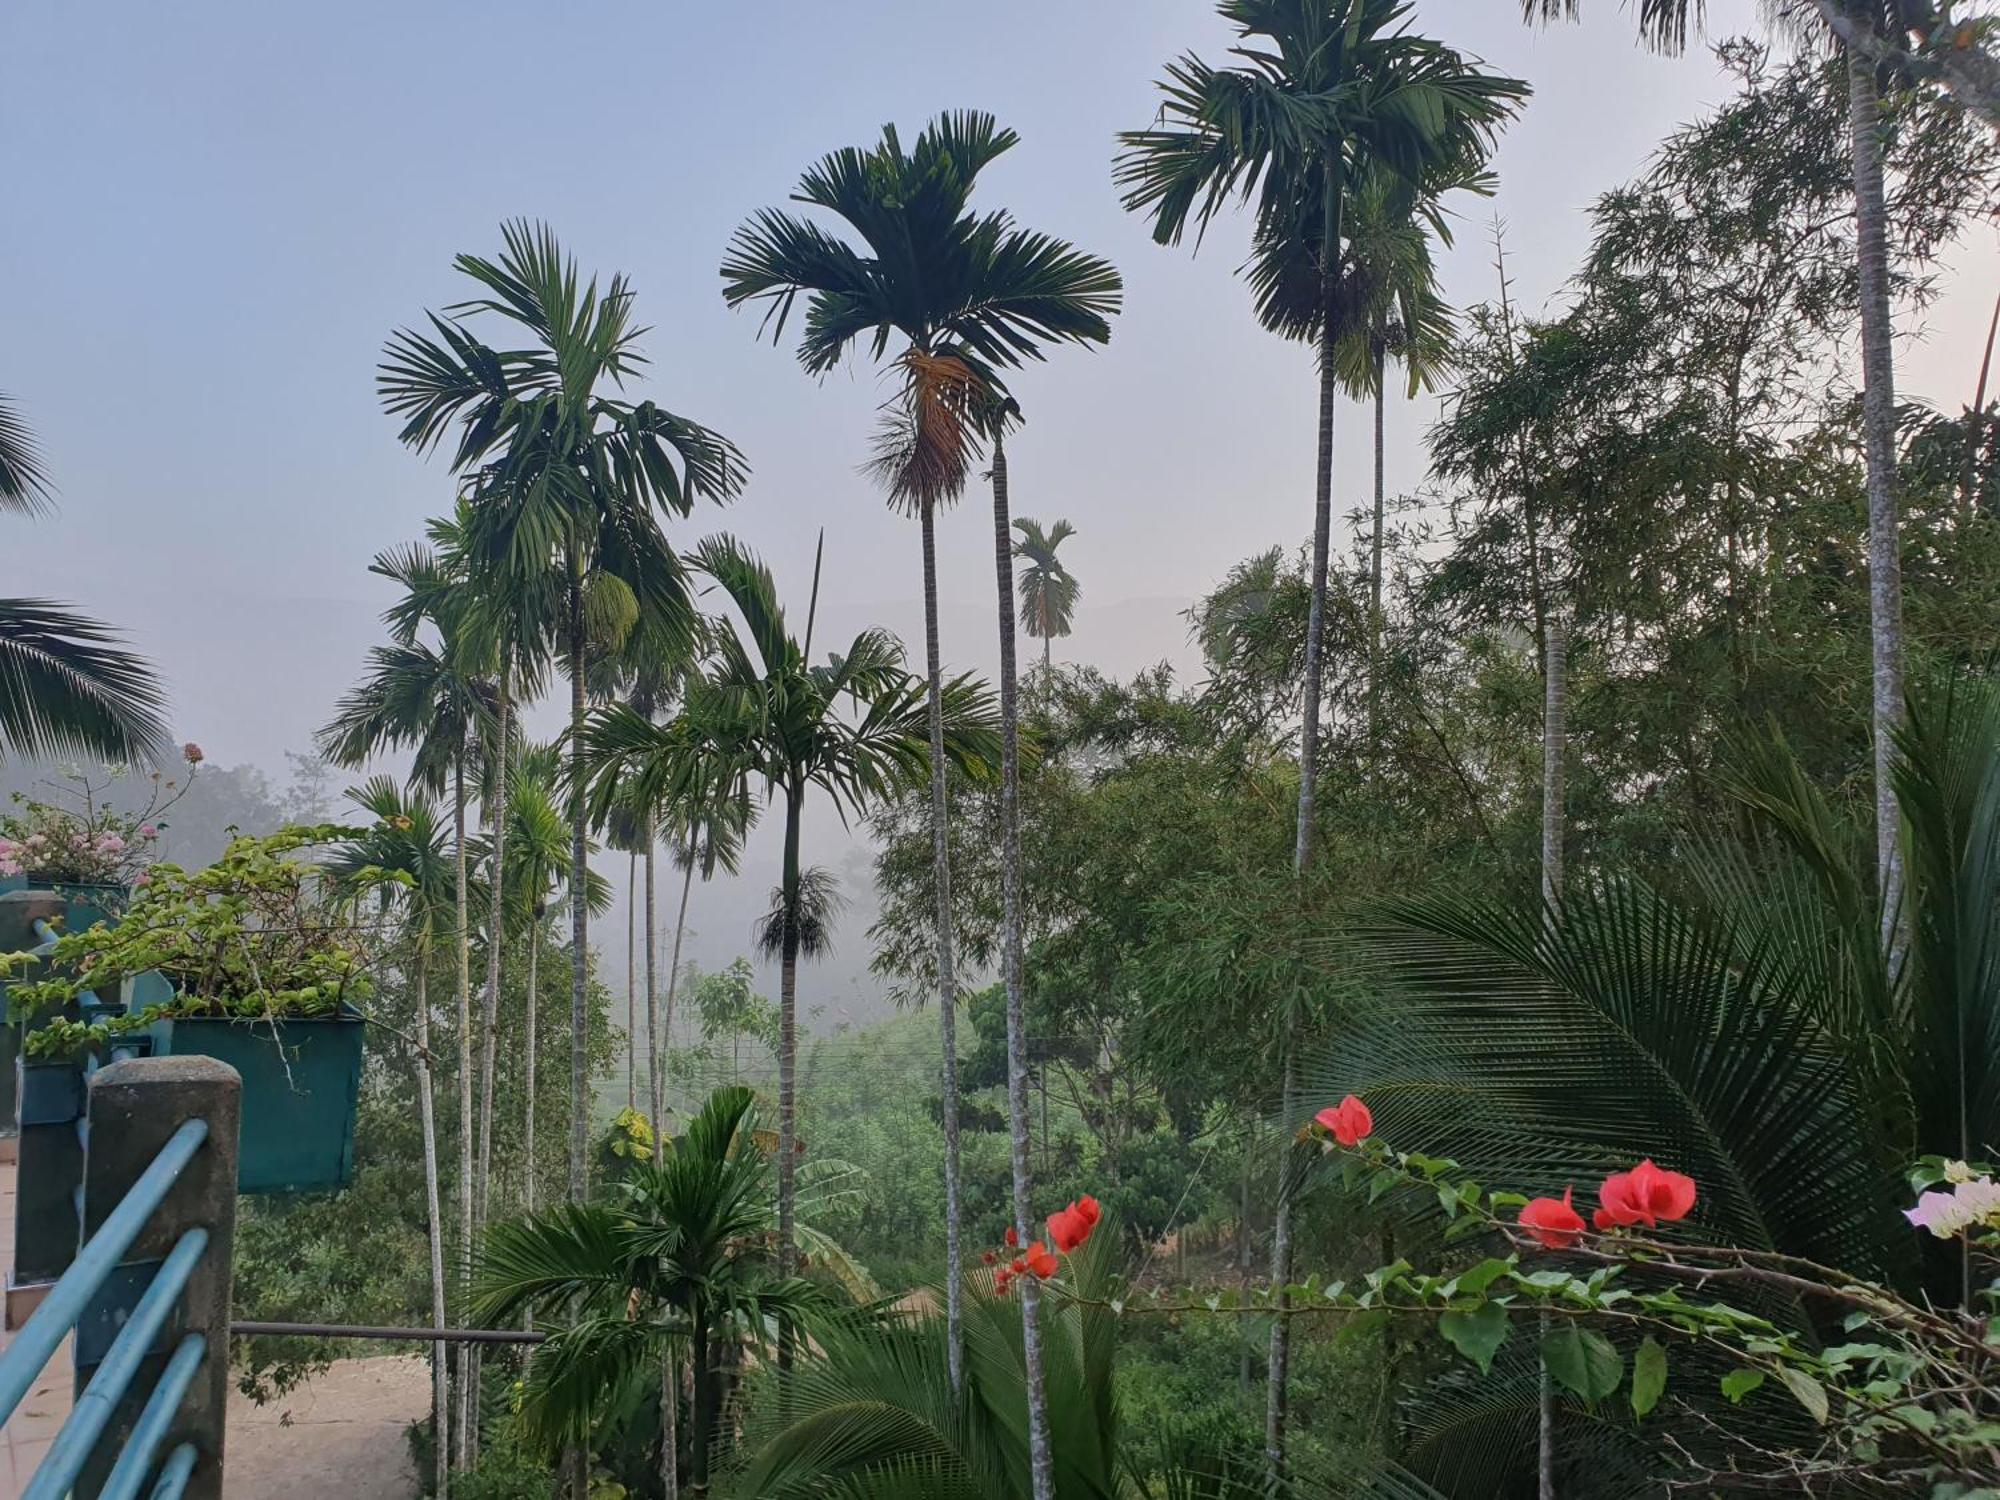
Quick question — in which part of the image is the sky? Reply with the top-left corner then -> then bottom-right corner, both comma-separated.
7,0 -> 1997,1022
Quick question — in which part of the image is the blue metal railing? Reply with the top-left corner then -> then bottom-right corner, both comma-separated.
0,1116 -> 216,1498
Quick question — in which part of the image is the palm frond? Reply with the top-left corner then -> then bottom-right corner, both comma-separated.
0,598 -> 170,765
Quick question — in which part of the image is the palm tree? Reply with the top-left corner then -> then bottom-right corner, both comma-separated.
1525,0 -> 1910,946
722,113 -> 1120,1397
0,392 -> 170,766
1117,7 -> 1526,1477
329,780 -> 460,1499
474,1085 -> 841,1498
655,780 -> 754,1130
580,534 -> 1003,1301
1012,517 -> 1081,695
319,548 -> 496,1462
501,746 -> 611,1214
380,222 -> 747,1216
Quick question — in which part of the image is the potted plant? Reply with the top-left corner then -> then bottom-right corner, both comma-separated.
0,746 -> 203,932
1,822 -> 394,1192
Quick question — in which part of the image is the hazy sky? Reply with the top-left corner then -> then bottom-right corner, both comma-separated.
8,0 -> 1996,1020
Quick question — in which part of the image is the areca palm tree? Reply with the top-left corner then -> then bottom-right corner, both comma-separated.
580,534 -> 1003,1302
0,393 -> 169,766
1524,0 -> 1910,945
380,221 -> 746,1217
1012,517 -> 1080,694
1117,7 -> 1526,1476
655,778 -> 753,1130
320,547 -> 497,1460
329,779 -> 461,1499
474,1085 -> 841,1498
723,113 -> 1120,1401
501,746 -> 612,1214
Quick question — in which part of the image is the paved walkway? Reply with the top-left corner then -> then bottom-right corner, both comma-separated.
0,1157 -> 427,1499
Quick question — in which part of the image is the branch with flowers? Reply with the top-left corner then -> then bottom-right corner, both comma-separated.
0,747 -> 203,891
3,823 -> 405,1058
1007,1096 -> 2000,1496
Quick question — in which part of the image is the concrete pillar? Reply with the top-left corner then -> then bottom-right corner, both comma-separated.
76,1055 -> 240,1500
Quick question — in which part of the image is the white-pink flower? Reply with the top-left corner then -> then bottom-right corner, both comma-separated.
1905,1175 -> 2000,1239
139,824 -> 157,840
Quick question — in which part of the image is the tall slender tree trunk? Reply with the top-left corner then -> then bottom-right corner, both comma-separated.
627,849 -> 638,1112
1238,1124 -> 1254,1408
413,954 -> 450,1500
1368,345 -> 1387,760
1538,611 -> 1567,1500
645,825 -> 661,1134
475,668 -> 510,1226
452,757 -> 475,1468
989,428 -> 1054,1500
689,1313 -> 712,1498
919,499 -> 968,1394
468,661 -> 510,1470
1848,43 -> 1906,949
567,551 -> 591,1206
776,786 -> 803,1280
663,846 -> 696,1115
524,918 -> 540,1213
660,1345 -> 679,1500
565,550 -> 591,1500
1269,319 -> 1338,1493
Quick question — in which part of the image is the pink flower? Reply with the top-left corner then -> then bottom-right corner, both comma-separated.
1519,1186 -> 1586,1250
138,824 -> 157,840
132,871 -> 151,888
1314,1095 -> 1374,1148
1905,1177 -> 2000,1239
1594,1160 -> 1699,1231
181,743 -> 204,765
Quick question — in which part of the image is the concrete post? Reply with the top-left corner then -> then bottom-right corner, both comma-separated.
75,1055 -> 240,1500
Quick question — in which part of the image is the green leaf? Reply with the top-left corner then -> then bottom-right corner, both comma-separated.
1543,1326 -> 1622,1403
1719,1368 -> 1766,1404
1439,1300 -> 1510,1375
1454,1258 -> 1515,1297
1776,1366 -> 1828,1424
1631,1337 -> 1667,1418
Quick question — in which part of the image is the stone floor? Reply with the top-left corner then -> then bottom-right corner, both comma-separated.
0,1154 -> 428,1498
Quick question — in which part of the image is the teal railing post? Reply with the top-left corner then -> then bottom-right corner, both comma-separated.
73,1055 -> 240,1500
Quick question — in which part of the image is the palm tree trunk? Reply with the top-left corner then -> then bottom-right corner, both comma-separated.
413,953 -> 450,1500
1848,43 -> 1907,949
469,660 -> 510,1470
989,427 -> 1054,1500
777,786 -> 803,1290
645,823 -> 661,1135
475,664 -> 510,1228
1238,1126 -> 1253,1409
525,918 -> 540,1213
1368,344 -> 1386,762
452,756 -> 475,1468
689,1310 -> 713,1497
568,551 -> 591,1207
663,845 -> 696,1113
1268,318 -> 1338,1492
1539,612 -> 1567,1500
627,849 -> 638,1112
919,498 -> 968,1395
660,1347 -> 679,1500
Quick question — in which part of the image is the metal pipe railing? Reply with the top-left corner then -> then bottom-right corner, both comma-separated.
0,1117 -> 208,1423
23,1229 -> 209,1500
96,1336 -> 207,1500
140,1442 -> 199,1500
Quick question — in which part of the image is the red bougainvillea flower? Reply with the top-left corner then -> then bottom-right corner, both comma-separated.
1024,1241 -> 1060,1279
981,1250 -> 998,1265
1076,1195 -> 1101,1228
1047,1197 -> 1101,1255
1518,1186 -> 1586,1250
1593,1159 -> 1698,1231
1010,1256 -> 1026,1276
993,1268 -> 1013,1294
1004,1225 -> 1019,1248
1314,1095 -> 1374,1148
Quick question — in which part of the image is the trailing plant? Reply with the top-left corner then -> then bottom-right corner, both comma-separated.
4,823 -> 399,1057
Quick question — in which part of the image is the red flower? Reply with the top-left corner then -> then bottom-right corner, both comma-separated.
1518,1186 -> 1586,1250
1005,1225 -> 1019,1248
981,1250 -> 997,1265
1594,1159 -> 1698,1231
1075,1195 -> 1101,1228
1315,1095 -> 1374,1148
994,1268 -> 1013,1294
1024,1241 -> 1059,1279
1010,1256 -> 1027,1276
1047,1197 -> 1100,1255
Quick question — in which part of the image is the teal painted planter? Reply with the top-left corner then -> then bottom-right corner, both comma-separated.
146,1005 -> 365,1193
0,874 -> 128,935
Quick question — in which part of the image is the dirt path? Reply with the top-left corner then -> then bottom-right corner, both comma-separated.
225,1355 -> 429,1499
